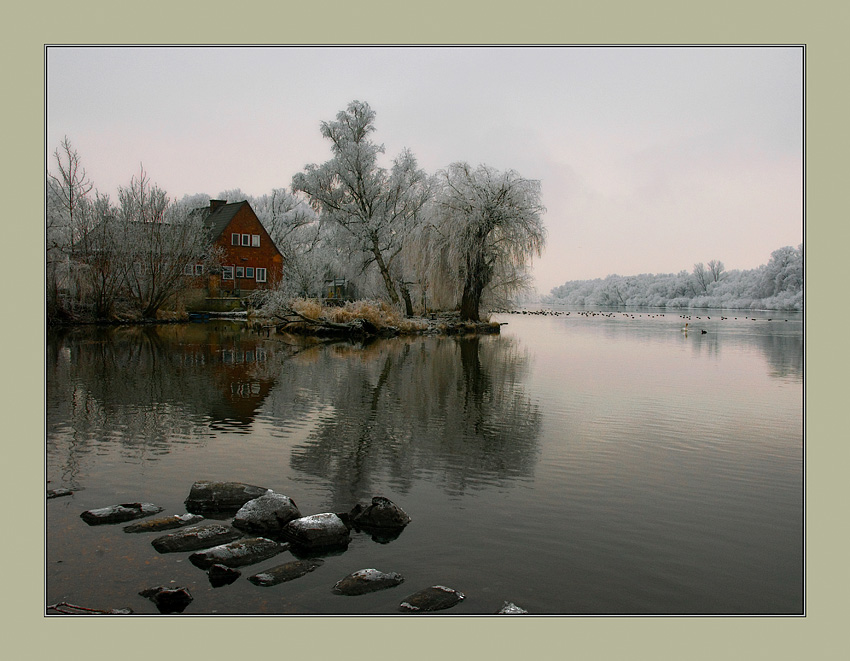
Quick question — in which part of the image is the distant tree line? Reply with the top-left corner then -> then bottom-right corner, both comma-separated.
546,246 -> 803,311
47,100 -> 546,323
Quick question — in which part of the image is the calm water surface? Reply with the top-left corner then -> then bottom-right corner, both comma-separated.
45,309 -> 803,615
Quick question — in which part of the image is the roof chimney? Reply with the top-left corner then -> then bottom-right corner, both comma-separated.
209,199 -> 226,212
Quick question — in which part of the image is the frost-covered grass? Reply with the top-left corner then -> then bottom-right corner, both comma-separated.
289,298 -> 429,333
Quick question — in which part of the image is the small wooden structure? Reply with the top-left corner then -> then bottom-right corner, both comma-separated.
322,278 -> 351,305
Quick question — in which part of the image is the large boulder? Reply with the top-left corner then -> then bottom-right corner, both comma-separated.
281,513 -> 351,551
332,569 -> 405,596
184,481 -> 271,514
124,513 -> 204,533
349,496 -> 411,530
398,586 -> 465,613
188,537 -> 287,570
233,492 -> 301,534
247,559 -> 324,587
80,503 -> 164,525
151,523 -> 242,554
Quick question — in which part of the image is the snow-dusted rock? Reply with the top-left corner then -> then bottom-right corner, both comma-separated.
496,601 -> 528,614
151,522 -> 242,553
139,586 -> 193,614
248,559 -> 324,586
124,513 -> 204,533
80,502 -> 164,525
233,492 -> 301,534
399,585 -> 465,613
332,568 -> 405,596
47,488 -> 73,499
282,513 -> 351,550
349,496 -> 411,530
184,481 -> 271,514
188,537 -> 287,570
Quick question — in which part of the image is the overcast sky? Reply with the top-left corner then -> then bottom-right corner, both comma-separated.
46,46 -> 802,293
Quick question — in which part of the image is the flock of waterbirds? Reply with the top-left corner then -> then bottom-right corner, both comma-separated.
495,309 -> 791,335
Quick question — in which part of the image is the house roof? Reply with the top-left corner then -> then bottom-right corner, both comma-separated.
202,201 -> 250,241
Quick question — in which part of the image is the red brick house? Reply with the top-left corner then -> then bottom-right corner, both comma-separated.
191,200 -> 284,296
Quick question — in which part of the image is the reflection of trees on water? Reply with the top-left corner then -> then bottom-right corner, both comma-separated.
590,315 -> 802,380
280,335 -> 542,508
46,323 -> 283,479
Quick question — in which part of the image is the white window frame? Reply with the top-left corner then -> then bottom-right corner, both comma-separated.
256,268 -> 267,283
194,264 -> 204,275
241,234 -> 250,246
251,234 -> 260,247
236,266 -> 245,279
183,264 -> 194,275
245,267 -> 255,279
231,233 -> 240,246
222,266 -> 234,280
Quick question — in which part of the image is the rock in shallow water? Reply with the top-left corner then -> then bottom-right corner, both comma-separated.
233,492 -> 301,534
282,513 -> 350,550
151,522 -> 242,553
184,481 -> 271,514
139,586 -> 193,614
399,585 -> 465,613
208,563 -> 241,587
496,601 -> 528,614
124,513 -> 205,533
80,503 -> 164,525
248,559 -> 324,586
188,537 -> 287,569
332,568 -> 405,596
349,496 -> 411,530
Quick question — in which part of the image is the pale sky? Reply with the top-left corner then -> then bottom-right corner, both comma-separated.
46,46 -> 803,293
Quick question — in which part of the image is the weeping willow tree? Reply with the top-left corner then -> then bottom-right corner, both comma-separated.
428,163 -> 546,320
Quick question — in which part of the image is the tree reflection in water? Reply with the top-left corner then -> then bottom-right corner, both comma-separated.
286,335 -> 542,509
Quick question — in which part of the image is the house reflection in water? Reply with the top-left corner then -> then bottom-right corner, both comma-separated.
208,343 -> 276,430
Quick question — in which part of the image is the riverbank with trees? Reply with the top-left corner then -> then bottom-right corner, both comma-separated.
546,245 -> 802,311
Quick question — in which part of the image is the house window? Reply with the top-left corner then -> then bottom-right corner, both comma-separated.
232,233 -> 240,246
251,234 -> 260,247
183,264 -> 194,275
222,266 -> 234,280
194,264 -> 204,275
245,267 -> 255,278
241,234 -> 250,246
256,268 -> 267,283
236,266 -> 244,278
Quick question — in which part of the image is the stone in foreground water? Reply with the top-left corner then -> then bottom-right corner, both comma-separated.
332,568 -> 405,596
80,503 -> 164,525
184,481 -> 271,514
139,586 -> 193,614
248,559 -> 324,586
151,523 -> 242,553
282,513 -> 351,550
496,601 -> 528,614
349,496 -> 411,530
399,585 -> 465,613
233,492 -> 302,534
124,513 -> 205,533
188,537 -> 287,569
208,564 -> 241,587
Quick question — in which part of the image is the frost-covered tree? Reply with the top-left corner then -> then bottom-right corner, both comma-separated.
429,162 -> 546,321
118,166 -> 215,318
292,101 -> 430,313
47,136 -> 95,315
